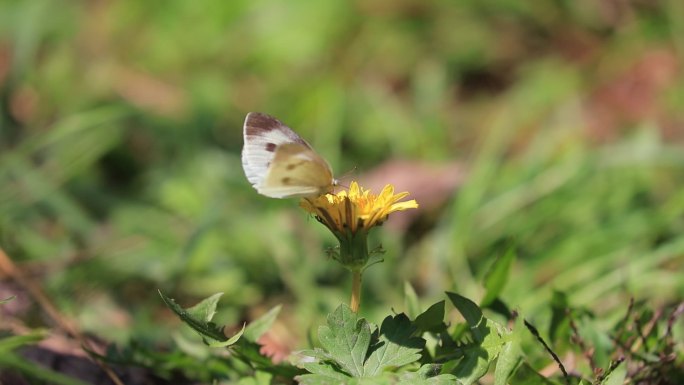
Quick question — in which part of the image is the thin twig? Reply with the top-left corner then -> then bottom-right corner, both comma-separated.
0,246 -> 125,385
568,309 -> 598,373
612,297 -> 634,353
593,357 -> 624,385
665,302 -> 684,345
524,318 -> 570,384
632,308 -> 661,354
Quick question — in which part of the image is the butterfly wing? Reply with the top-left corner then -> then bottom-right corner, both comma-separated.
242,112 -> 309,188
257,142 -> 334,198
242,112 -> 334,198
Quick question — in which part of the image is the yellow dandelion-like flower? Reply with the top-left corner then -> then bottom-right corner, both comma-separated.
300,182 -> 418,235
300,181 -> 417,313
300,182 -> 418,270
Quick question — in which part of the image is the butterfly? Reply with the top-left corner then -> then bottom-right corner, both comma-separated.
242,112 -> 338,198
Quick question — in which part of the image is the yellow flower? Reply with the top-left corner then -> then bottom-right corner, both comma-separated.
301,181 -> 417,311
300,182 -> 418,235
300,182 -> 418,270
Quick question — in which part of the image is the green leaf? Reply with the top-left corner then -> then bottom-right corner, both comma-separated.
159,291 -> 239,346
364,313 -> 424,376
510,363 -> 562,385
481,248 -> 515,307
446,292 -> 486,342
451,346 -> 489,385
298,368 -> 459,385
244,304 -> 282,342
296,373 -> 350,385
297,348 -> 333,362
300,360 -> 350,380
236,371 -> 273,385
208,324 -> 245,347
548,290 -> 570,344
445,293 -> 511,385
0,295 -> 16,304
404,282 -> 421,320
304,305 -> 428,380
494,341 -> 522,385
234,339 -> 304,378
0,331 -> 46,352
399,365 -> 461,385
414,301 -> 446,334
601,363 -> 626,385
186,292 -> 223,322
0,354 -> 90,385
0,331 -> 89,385
318,304 -> 371,377
297,372 -> 385,385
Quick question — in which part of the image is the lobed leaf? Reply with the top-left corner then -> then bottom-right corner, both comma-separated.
318,304 -> 372,377
364,313 -> 424,375
399,364 -> 462,384
414,301 -> 446,334
298,360 -> 350,382
446,292 -> 486,342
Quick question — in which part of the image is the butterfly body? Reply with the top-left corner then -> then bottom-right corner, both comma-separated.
242,112 -> 337,198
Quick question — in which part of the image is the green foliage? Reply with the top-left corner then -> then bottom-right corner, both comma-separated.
156,288 -> 681,383
481,247 -> 515,308
159,291 -> 239,346
0,331 -> 89,385
159,291 -> 303,380
159,291 -> 532,383
511,363 -> 560,385
445,292 -> 518,385
1,0 -> 683,383
244,304 -> 282,342
298,305 -> 423,380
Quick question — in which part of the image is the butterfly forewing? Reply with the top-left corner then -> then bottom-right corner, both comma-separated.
241,112 -> 335,199
242,112 -> 310,187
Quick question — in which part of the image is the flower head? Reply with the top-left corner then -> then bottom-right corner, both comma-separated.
300,182 -> 418,270
301,182 -> 418,234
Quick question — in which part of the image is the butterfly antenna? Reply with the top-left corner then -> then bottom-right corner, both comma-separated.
336,166 -> 358,189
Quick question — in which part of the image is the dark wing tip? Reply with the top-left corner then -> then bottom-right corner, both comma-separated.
244,112 -> 283,132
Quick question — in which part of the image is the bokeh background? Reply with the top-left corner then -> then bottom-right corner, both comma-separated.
1,0 -> 683,377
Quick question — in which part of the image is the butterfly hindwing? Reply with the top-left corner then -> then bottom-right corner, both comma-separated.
258,143 -> 334,198
241,112 -> 335,198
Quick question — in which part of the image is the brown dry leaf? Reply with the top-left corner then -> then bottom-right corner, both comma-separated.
9,86 -> 40,126
113,67 -> 188,118
585,49 -> 680,142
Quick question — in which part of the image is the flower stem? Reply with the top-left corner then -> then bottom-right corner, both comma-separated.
350,269 -> 362,313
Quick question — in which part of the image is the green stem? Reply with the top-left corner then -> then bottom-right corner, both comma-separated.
350,269 -> 362,313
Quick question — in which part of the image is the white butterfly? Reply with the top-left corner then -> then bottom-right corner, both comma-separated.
242,112 -> 338,198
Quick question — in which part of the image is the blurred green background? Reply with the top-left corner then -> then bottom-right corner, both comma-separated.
1,0 -> 683,357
